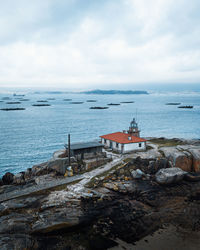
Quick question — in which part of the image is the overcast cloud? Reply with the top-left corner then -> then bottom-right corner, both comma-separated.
0,0 -> 200,89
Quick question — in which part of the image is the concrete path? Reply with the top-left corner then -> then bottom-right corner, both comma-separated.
66,152 -> 125,194
0,153 -> 124,203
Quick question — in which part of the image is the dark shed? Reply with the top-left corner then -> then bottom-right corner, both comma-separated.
64,141 -> 103,159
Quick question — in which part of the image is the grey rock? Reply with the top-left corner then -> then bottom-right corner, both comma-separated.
159,147 -> 193,172
35,174 -> 57,185
1,196 -> 42,212
147,158 -> 170,174
13,172 -> 25,185
47,159 -> 68,175
155,167 -> 187,185
0,214 -> 32,234
31,207 -> 82,233
131,169 -> 145,179
0,235 -> 36,250
103,181 -> 137,193
24,168 -> 32,181
53,149 -> 67,159
187,148 -> 200,172
31,162 -> 49,176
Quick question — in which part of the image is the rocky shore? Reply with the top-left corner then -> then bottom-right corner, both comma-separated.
0,138 -> 200,249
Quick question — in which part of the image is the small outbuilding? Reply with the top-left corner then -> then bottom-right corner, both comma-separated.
100,118 -> 147,153
65,141 -> 104,160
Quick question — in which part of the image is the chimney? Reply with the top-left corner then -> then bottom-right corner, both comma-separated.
123,130 -> 126,134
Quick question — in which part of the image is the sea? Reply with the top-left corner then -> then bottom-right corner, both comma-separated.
0,90 -> 200,176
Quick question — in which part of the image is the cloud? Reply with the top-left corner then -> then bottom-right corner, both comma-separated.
0,0 -> 200,89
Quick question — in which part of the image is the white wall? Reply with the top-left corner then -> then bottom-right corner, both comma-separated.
101,138 -> 146,153
102,139 -> 122,152
102,138 -> 111,147
111,141 -> 122,152
123,141 -> 146,152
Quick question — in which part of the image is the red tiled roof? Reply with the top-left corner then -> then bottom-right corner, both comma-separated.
100,132 -> 147,144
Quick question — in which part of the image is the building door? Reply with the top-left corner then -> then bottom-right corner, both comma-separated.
110,141 -> 113,148
121,144 -> 124,153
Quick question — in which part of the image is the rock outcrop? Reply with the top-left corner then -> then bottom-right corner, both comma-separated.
189,148 -> 200,172
155,167 -> 187,185
2,172 -> 14,185
1,166 -> 200,249
159,145 -> 200,172
0,138 -> 200,249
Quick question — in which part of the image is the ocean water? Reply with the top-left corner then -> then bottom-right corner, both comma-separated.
0,91 -> 200,176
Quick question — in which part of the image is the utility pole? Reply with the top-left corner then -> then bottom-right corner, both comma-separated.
68,134 -> 71,166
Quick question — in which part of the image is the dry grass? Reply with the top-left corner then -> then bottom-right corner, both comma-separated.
149,138 -> 186,148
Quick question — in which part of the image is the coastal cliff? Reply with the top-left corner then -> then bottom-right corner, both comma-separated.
0,138 -> 200,249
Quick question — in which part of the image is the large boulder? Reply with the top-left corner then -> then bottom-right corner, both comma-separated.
31,162 -> 49,176
24,168 -> 32,181
13,172 -> 25,185
47,159 -> 68,175
147,158 -> 171,175
53,149 -> 67,159
188,148 -> 200,172
160,147 -> 193,172
155,167 -> 187,185
2,172 -> 14,185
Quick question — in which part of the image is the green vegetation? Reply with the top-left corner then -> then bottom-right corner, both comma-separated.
149,138 -> 186,148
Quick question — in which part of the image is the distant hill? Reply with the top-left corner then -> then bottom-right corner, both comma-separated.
81,89 -> 149,95
33,89 -> 149,95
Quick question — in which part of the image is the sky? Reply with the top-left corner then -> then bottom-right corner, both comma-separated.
0,0 -> 200,90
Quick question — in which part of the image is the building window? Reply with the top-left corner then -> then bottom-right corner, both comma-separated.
139,143 -> 142,147
116,143 -> 119,148
104,139 -> 107,143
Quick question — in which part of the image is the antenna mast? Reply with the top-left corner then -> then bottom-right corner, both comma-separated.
68,134 -> 71,166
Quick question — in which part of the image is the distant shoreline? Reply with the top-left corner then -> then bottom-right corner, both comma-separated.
81,89 -> 149,95
33,89 -> 149,95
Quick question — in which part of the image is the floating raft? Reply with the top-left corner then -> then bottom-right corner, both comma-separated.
178,106 -> 193,109
0,108 -> 25,111
70,102 -> 84,104
87,100 -> 97,102
120,101 -> 134,103
6,102 -> 21,104
90,107 -> 109,109
32,104 -> 51,107
166,103 -> 181,105
107,103 -> 120,106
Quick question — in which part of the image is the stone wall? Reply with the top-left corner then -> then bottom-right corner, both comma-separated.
83,157 -> 112,171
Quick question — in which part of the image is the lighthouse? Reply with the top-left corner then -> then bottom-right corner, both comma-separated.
100,118 -> 146,153
127,118 -> 140,137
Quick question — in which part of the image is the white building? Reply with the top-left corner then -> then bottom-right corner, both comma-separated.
100,118 -> 147,153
